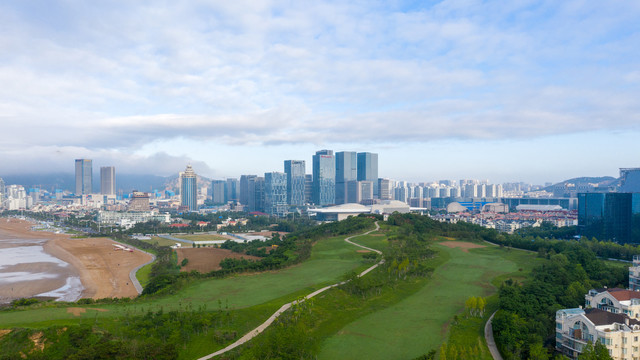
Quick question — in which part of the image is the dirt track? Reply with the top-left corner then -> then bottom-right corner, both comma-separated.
176,248 -> 261,273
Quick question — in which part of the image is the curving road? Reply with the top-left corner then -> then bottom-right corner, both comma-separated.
110,239 -> 157,295
198,221 -> 382,360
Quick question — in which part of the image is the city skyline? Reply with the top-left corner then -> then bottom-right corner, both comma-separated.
0,2 -> 639,183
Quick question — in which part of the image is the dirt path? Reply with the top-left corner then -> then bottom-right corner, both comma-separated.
484,311 -> 503,360
198,222 -> 382,360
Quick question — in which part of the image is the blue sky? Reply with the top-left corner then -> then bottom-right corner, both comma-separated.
0,0 -> 638,184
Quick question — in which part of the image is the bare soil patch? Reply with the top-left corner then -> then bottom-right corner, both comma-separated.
66,307 -> 109,317
438,241 -> 486,253
176,248 -> 261,273
0,329 -> 11,339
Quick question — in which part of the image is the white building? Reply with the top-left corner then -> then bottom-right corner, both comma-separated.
97,211 -> 170,229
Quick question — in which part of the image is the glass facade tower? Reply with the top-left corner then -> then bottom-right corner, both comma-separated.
100,166 -> 115,195
284,160 -> 306,206
335,151 -> 357,204
357,152 -> 378,198
180,164 -> 198,211
265,172 -> 288,217
75,159 -> 92,195
312,150 -> 335,206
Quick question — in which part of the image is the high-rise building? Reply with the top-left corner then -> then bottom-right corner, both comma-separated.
211,180 -> 226,205
347,180 -> 373,204
284,160 -> 306,206
248,176 -> 265,212
239,175 -> 257,205
378,178 -> 392,200
620,168 -> 640,193
578,192 -> 640,243
264,172 -> 288,217
100,166 -> 116,195
75,159 -> 92,195
305,174 -> 313,204
180,164 -> 198,211
0,177 -> 5,206
335,151 -> 357,204
226,178 -> 239,203
357,152 -> 378,197
312,150 -> 335,206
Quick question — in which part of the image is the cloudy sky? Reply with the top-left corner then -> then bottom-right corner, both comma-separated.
1,0 -> 639,184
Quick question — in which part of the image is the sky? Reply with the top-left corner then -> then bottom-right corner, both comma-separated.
0,0 -> 639,184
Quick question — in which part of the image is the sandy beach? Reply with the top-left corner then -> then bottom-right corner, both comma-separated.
0,218 -> 152,301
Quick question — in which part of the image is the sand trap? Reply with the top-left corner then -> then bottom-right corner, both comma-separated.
438,241 -> 486,253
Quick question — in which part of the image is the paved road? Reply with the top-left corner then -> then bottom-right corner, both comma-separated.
111,239 -> 157,295
198,222 -> 382,360
484,310 -> 503,360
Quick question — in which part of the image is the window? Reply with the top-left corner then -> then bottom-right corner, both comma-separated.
557,322 -> 562,329
636,336 -> 639,342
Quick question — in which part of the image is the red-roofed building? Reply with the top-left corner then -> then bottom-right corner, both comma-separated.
169,223 -> 189,228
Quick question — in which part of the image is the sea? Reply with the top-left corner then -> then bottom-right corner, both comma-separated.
0,222 -> 84,304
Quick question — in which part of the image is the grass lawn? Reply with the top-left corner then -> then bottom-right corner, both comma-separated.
317,243 -> 539,360
135,263 -> 153,288
0,229 -> 374,329
140,236 -> 181,247
179,234 -> 229,241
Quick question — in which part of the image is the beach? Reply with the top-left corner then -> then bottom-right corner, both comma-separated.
0,218 -> 152,303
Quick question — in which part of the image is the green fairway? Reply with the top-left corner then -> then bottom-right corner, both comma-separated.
317,243 -> 537,360
0,230 -> 372,328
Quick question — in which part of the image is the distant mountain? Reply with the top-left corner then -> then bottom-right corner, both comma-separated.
543,176 -> 619,192
0,173 -> 172,194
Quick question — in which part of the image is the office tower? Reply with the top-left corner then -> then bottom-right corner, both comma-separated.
180,164 -> 198,211
578,192 -> 640,243
335,151 -> 357,204
211,180 -> 226,205
128,191 -> 150,211
75,159 -> 92,195
248,176 -> 265,212
312,150 -> 335,205
284,160 -> 306,206
265,172 -> 288,217
100,166 -> 116,195
240,175 -> 257,205
357,152 -> 378,197
305,174 -> 313,204
620,168 -> 640,192
226,178 -> 238,203
347,180 -> 373,204
378,178 -> 392,200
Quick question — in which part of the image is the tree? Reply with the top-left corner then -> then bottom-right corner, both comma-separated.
579,341 -> 613,360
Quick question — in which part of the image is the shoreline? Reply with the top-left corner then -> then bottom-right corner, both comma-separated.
0,217 -> 152,301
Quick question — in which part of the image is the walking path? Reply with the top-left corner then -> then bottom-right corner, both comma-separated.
198,222 -> 382,360
484,310 -> 503,360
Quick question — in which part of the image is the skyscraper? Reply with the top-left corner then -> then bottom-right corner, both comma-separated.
211,180 -> 226,205
248,176 -> 265,212
75,159 -> 92,195
378,178 -> 392,200
180,164 -> 198,211
578,192 -> 640,243
357,152 -> 378,197
284,160 -> 306,206
335,151 -> 357,204
226,178 -> 239,203
264,172 -> 288,217
239,175 -> 257,205
0,177 -> 5,206
100,166 -> 116,195
312,150 -> 335,206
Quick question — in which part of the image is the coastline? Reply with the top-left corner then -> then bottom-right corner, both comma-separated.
0,218 -> 152,301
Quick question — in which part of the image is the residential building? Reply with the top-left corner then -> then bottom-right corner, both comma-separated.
0,177 -> 4,207
75,159 -> 92,195
284,160 -> 306,206
100,166 -> 116,195
180,164 -> 198,211
556,307 -> 640,359
211,180 -> 226,205
97,211 -> 170,230
585,288 -> 640,318
631,255 -> 640,292
239,175 -> 257,205
264,172 -> 288,217
357,152 -> 378,197
312,150 -> 335,206
335,151 -> 357,204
